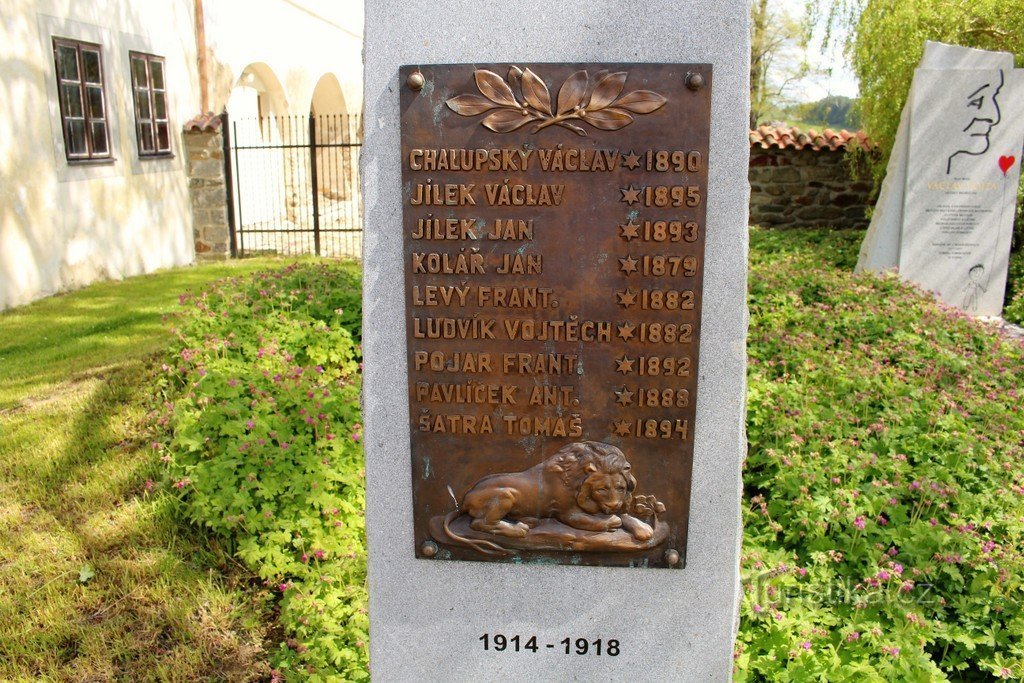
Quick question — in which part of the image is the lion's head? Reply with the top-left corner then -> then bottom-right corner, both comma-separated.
546,441 -> 637,515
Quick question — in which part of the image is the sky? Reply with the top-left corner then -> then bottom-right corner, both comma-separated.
777,0 -> 860,102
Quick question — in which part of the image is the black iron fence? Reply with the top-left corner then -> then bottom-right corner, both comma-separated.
225,112 -> 362,257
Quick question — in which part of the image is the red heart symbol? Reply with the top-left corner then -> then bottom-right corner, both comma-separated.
999,155 -> 1015,175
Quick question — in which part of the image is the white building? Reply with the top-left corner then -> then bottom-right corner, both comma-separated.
0,0 -> 363,311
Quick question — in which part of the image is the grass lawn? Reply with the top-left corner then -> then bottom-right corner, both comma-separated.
0,259 -> 291,680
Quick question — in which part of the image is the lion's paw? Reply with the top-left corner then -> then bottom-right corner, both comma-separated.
603,515 -> 622,530
631,521 -> 654,541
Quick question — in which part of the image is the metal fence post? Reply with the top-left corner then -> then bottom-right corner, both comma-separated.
308,113 -> 321,256
220,110 -> 238,257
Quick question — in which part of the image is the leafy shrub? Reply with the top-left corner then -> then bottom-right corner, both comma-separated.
1004,249 -> 1024,325
736,229 -> 1024,680
155,262 -> 369,680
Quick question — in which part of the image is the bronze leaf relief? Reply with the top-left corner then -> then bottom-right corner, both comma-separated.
446,67 -> 667,136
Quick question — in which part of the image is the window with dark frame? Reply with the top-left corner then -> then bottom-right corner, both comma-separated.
53,38 -> 111,162
129,52 -> 171,157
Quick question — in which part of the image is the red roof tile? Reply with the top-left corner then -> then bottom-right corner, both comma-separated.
749,125 -> 873,152
184,112 -> 222,133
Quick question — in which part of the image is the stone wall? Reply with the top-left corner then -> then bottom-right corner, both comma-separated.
749,145 -> 873,229
183,115 -> 231,258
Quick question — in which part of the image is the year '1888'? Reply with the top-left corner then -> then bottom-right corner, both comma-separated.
479,633 -> 620,656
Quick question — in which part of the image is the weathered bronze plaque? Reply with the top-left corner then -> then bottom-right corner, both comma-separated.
401,63 -> 711,568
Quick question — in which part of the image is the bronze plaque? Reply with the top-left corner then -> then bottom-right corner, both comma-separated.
401,63 -> 710,568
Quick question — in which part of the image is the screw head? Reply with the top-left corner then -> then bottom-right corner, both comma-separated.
664,548 -> 681,566
686,73 -> 704,91
421,540 -> 438,557
407,71 -> 425,91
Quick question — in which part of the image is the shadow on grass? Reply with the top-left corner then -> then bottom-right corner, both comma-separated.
0,356 -> 271,681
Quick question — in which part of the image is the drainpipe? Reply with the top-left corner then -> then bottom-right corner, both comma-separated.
195,0 -> 209,113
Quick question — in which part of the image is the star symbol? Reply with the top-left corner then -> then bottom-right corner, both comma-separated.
612,418 -> 632,437
618,255 -> 638,275
620,185 -> 641,205
615,355 -> 635,374
617,322 -> 636,341
615,386 -> 635,407
616,288 -> 637,308
618,219 -> 640,241
621,150 -> 642,170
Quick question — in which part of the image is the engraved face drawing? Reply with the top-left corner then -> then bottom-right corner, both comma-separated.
946,70 -> 1004,175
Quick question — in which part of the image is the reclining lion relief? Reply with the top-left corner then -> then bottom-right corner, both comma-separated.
429,441 -> 668,556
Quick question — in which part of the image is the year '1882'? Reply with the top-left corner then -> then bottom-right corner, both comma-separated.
479,633 -> 620,656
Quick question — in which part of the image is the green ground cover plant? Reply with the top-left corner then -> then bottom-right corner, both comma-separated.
736,228 -> 1024,680
0,258 -> 280,680
156,262 -> 367,681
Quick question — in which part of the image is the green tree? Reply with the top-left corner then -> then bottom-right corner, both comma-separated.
750,0 -> 813,129
811,0 -> 1024,181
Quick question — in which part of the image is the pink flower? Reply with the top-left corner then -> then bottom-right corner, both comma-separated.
753,603 -> 763,613
143,480 -> 156,492
846,631 -> 860,642
854,516 -> 866,530
228,379 -> 238,387
882,646 -> 900,658
801,641 -> 811,650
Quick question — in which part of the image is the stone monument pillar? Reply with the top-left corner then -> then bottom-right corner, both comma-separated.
361,1 -> 749,679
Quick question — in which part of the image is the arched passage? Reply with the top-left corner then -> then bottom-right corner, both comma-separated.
309,73 -> 360,212
226,63 -> 292,240
310,73 -> 347,116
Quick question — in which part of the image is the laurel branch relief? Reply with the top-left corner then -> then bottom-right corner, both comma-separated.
445,67 -> 667,136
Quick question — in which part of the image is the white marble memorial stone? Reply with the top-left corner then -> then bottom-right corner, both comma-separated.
856,42 -> 1014,275
897,68 -> 1024,316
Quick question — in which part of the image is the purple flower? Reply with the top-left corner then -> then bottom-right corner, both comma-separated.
853,516 -> 866,530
